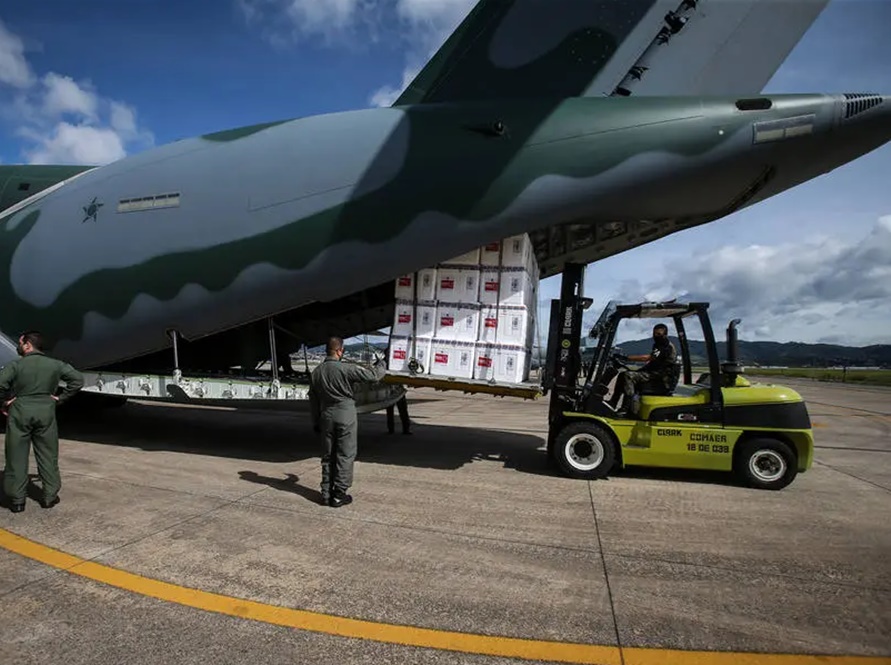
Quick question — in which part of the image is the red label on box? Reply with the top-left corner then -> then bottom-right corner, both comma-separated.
440,316 -> 454,327
485,281 -> 498,292
398,314 -> 411,324
485,317 -> 497,328
477,356 -> 493,367
485,242 -> 499,252
398,276 -> 412,286
441,278 -> 454,289
393,349 -> 406,360
435,353 -> 449,364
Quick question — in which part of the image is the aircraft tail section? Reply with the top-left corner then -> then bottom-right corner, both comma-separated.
393,0 -> 829,106
393,0 -> 664,105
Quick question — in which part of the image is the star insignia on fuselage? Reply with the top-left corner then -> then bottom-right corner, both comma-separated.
82,197 -> 104,223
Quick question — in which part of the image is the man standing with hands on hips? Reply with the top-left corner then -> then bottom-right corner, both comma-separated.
0,331 -> 83,513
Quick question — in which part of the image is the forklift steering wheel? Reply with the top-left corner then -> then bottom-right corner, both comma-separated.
609,353 -> 630,370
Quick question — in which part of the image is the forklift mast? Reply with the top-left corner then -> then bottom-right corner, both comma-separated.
543,263 -> 589,422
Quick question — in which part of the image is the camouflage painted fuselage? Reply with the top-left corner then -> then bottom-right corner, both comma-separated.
0,93 -> 889,370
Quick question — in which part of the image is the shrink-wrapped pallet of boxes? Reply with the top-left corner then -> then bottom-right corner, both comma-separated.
430,339 -> 476,379
480,235 -> 540,277
436,265 -> 481,304
473,343 -> 530,384
474,234 -> 538,384
434,302 -> 481,342
394,269 -> 437,301
389,234 -> 539,386
477,305 -> 535,349
391,299 -> 436,338
388,335 -> 432,374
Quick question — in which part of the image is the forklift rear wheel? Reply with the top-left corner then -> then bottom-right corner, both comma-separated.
734,437 -> 798,490
553,421 -> 616,480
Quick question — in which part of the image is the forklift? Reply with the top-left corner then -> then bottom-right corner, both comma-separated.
541,264 -> 814,490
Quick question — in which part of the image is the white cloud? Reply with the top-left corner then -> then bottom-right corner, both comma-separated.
369,65 -> 420,107
369,0 -> 476,106
0,19 -> 34,88
41,72 -> 99,120
21,122 -> 127,165
286,0 -> 363,33
237,0 -> 374,47
0,18 -> 153,165
110,101 -> 137,137
237,0 -> 475,105
581,215 -> 891,347
395,0 -> 475,27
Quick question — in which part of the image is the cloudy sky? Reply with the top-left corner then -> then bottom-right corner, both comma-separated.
0,0 -> 889,348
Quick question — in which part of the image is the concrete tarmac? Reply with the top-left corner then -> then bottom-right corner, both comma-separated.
0,376 -> 888,664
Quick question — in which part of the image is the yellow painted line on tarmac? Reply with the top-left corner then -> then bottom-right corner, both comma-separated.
0,527 -> 617,665
622,647 -> 890,665
0,527 -> 888,665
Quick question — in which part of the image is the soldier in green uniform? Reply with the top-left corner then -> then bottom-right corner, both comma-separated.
309,337 -> 386,507
0,331 -> 83,513
607,323 -> 678,415
386,394 -> 411,435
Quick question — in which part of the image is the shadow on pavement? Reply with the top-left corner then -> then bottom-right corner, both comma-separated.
610,464 -> 743,488
53,402 -> 751,489
237,471 -> 327,505
57,401 -> 554,476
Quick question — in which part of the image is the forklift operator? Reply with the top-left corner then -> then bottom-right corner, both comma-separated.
607,323 -> 677,414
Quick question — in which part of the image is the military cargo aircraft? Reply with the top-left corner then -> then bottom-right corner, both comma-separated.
0,0 -> 889,383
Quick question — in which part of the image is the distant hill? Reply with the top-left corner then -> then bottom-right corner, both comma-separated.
612,337 -> 891,368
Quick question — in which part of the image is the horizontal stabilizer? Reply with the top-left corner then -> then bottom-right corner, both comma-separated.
393,0 -> 829,105
606,0 -> 831,97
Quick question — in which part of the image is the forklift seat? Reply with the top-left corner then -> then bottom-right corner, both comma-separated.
638,383 -> 674,397
638,364 -> 680,397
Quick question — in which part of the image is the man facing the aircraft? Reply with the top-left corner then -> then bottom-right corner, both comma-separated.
0,330 -> 83,513
309,337 -> 386,507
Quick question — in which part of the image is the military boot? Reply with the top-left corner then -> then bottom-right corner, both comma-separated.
329,491 -> 353,508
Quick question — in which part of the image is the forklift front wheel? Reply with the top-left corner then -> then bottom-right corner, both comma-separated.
553,421 -> 616,480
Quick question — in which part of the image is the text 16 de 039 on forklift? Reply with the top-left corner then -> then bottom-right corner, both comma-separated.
541,264 -> 814,491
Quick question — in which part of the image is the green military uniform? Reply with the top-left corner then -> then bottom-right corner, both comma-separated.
0,350 -> 83,509
612,338 -> 679,411
386,394 -> 411,434
309,356 -> 385,504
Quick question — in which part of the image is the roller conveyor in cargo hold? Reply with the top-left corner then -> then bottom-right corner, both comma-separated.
383,234 -> 546,400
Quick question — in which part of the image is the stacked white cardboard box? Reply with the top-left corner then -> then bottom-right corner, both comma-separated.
388,234 -> 539,384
